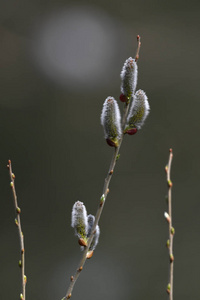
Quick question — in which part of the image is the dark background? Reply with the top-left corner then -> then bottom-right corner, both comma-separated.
1,0 -> 200,299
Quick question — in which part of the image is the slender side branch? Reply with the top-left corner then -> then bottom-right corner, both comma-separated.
7,160 -> 26,300
63,103 -> 130,300
164,149 -> 174,300
62,36 -> 142,300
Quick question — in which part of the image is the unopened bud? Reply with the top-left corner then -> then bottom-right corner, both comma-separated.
164,212 -> 171,223
24,275 -> 27,284
86,250 -> 94,259
171,227 -> 175,235
166,283 -> 171,294
16,207 -> 21,214
166,239 -> 170,248
170,254 -> 174,262
168,180 -> 173,187
100,194 -> 105,205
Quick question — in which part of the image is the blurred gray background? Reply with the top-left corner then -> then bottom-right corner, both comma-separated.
1,0 -> 200,299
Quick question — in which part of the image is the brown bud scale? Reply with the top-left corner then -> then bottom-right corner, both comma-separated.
119,93 -> 127,103
78,238 -> 87,247
86,250 -> 94,259
106,138 -> 117,147
125,128 -> 137,135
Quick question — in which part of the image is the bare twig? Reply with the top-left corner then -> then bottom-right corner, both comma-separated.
63,102 -> 129,300
62,36 -> 141,300
7,160 -> 26,300
135,35 -> 141,62
165,149 -> 174,300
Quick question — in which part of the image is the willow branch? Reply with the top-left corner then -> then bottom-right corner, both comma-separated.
63,103 -> 130,300
62,36 -> 141,300
7,160 -> 26,300
165,149 -> 174,300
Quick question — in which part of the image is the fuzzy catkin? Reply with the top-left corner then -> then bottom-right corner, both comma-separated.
125,89 -> 150,131
71,201 -> 88,240
120,57 -> 138,99
101,97 -> 122,147
87,214 -> 100,251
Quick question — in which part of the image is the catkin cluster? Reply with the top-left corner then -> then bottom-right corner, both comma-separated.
101,57 -> 150,146
71,201 -> 100,257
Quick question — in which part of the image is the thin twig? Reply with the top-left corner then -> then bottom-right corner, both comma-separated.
135,35 -> 141,62
165,149 -> 174,300
62,36 -> 142,300
63,104 -> 129,300
7,160 -> 26,300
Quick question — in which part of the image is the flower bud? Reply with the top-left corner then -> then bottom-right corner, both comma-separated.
124,89 -> 150,134
120,57 -> 138,99
101,97 -> 122,147
71,201 -> 88,243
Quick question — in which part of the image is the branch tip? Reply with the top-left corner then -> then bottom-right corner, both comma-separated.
135,35 -> 141,61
